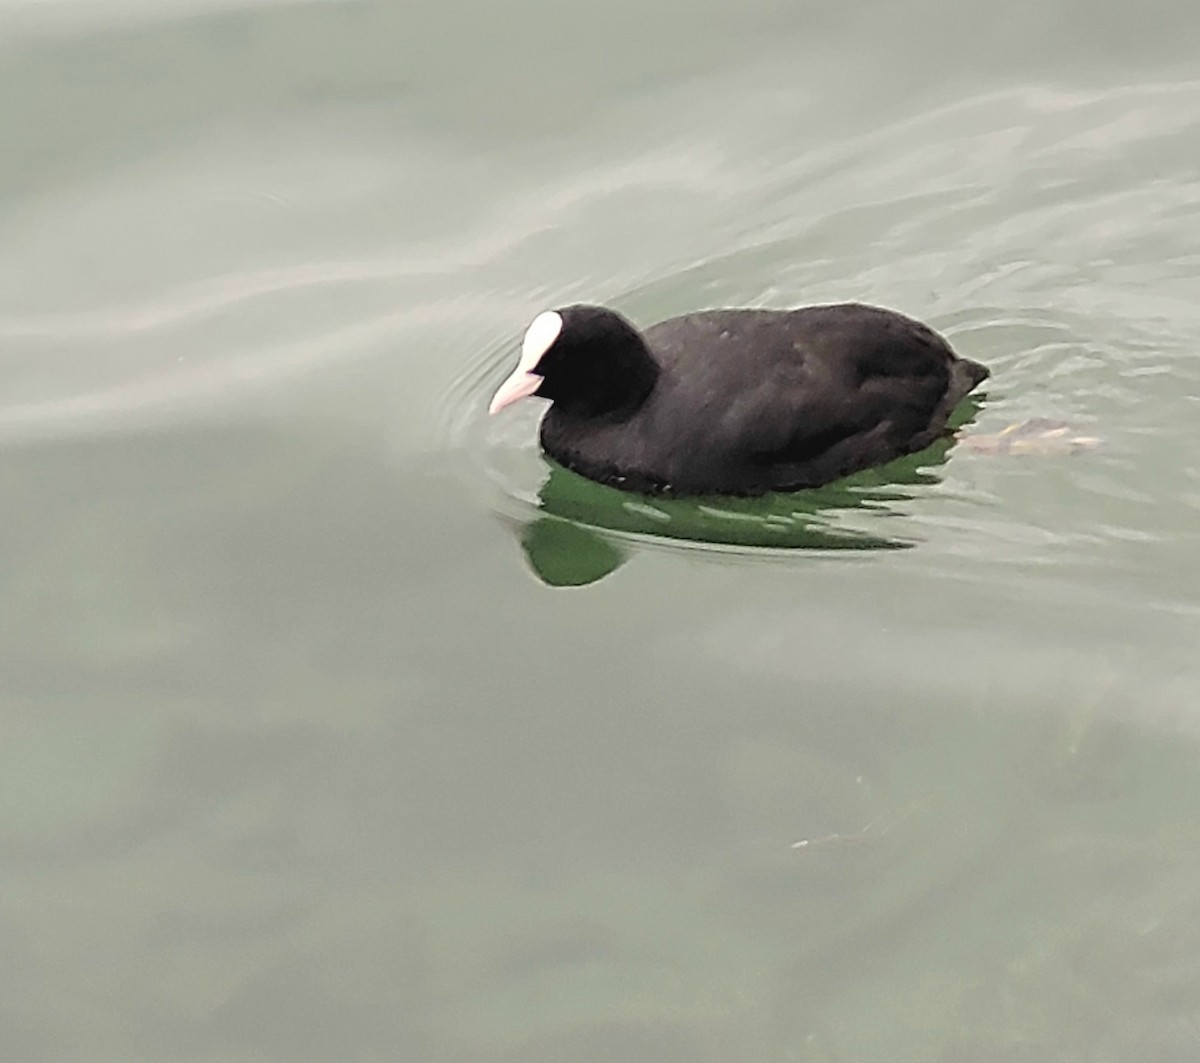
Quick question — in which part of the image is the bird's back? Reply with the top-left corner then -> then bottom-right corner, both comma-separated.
543,304 -> 987,496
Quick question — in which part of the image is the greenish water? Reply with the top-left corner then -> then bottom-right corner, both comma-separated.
3,1 -> 1200,1060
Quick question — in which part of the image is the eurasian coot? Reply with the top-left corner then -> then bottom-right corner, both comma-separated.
489,303 -> 988,496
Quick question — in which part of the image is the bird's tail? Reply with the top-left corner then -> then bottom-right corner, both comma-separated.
947,357 -> 989,407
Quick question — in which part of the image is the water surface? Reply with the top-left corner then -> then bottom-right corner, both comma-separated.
2,1 -> 1200,1059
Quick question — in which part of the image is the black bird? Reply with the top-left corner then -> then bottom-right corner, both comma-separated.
489,303 -> 988,497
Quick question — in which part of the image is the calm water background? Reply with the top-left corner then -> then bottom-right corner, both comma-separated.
3,0 -> 1200,1059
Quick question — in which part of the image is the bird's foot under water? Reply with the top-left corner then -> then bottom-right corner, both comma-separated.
957,418 -> 1102,456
